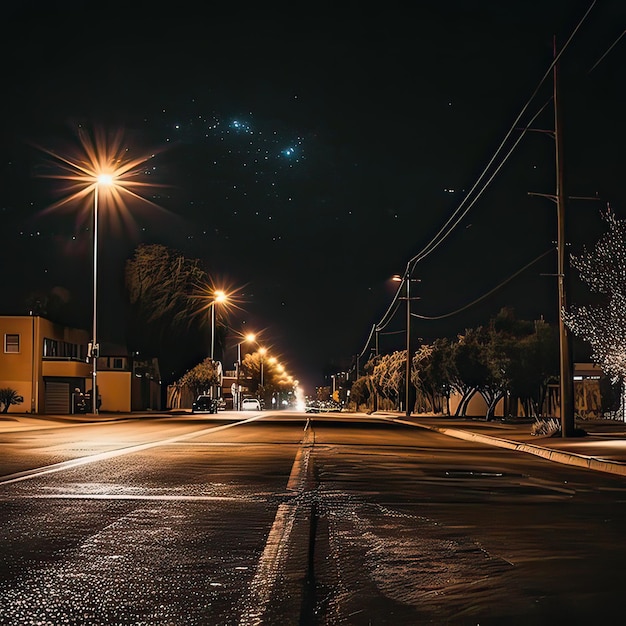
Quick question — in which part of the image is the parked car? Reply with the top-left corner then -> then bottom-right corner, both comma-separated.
216,398 -> 227,411
192,395 -> 218,414
241,398 -> 261,411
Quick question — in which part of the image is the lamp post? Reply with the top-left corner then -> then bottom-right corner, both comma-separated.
40,130 -> 156,416
258,347 -> 267,389
90,174 -> 113,415
393,270 -> 420,417
210,290 -> 227,361
236,332 -> 256,410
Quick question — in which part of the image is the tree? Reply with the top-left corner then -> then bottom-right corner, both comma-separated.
240,352 -> 264,394
362,355 -> 381,412
0,388 -> 24,413
451,327 -> 493,417
503,319 -> 559,418
457,308 -> 558,420
176,358 -> 221,398
413,338 -> 455,415
371,351 -> 406,410
563,206 -> 626,420
349,376 -> 371,410
124,243 -> 212,388
240,352 -> 297,407
125,243 -> 208,334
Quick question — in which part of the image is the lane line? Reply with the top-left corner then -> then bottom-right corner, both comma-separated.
13,494 -> 258,502
240,418 -> 312,624
287,418 -> 314,491
0,415 -> 265,485
240,502 -> 297,625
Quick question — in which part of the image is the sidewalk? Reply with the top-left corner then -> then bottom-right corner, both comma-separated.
382,413 -> 626,477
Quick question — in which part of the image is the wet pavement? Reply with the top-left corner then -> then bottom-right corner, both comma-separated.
3,411 -> 626,477
2,410 -> 626,623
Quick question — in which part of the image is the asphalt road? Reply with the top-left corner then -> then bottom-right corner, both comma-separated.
1,411 -> 625,625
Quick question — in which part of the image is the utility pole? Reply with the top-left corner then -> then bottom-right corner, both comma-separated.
553,36 -> 575,437
530,37 -> 575,436
404,271 -> 412,416
373,326 -> 380,413
395,269 -> 420,417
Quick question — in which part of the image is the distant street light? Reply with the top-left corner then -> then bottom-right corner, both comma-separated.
211,290 -> 227,361
236,332 -> 256,410
258,347 -> 267,389
393,270 -> 420,417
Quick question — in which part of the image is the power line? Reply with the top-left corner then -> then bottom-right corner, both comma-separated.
354,2 -> 599,372
413,248 -> 554,321
588,28 -> 624,74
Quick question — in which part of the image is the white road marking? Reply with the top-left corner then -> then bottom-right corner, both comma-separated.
239,419 -> 313,624
240,502 -> 297,625
0,415 -> 265,485
21,494 -> 255,502
287,418 -> 314,491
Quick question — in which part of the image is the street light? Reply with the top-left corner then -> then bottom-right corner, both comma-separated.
393,270 -> 420,417
90,174 -> 113,414
38,129 -> 160,416
210,290 -> 227,361
258,347 -> 267,389
236,332 -> 256,410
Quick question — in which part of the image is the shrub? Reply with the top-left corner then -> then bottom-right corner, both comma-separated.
0,388 -> 24,414
531,417 -> 561,437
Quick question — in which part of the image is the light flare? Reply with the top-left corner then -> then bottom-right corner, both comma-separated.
36,126 -> 168,235
191,280 -> 247,328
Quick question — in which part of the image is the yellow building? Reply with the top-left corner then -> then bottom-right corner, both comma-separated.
0,315 -> 161,414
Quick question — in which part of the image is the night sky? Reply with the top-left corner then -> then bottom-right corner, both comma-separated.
1,1 -> 624,393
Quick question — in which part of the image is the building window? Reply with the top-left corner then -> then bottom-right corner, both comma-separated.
113,357 -> 124,370
4,334 -> 19,353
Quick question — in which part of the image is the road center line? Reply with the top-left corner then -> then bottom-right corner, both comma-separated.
239,502 -> 297,625
240,418 -> 313,624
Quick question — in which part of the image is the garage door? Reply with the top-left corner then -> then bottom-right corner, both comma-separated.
45,381 -> 70,414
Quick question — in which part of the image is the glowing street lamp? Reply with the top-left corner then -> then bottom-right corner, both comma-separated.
90,174 -> 114,413
38,128 -> 164,416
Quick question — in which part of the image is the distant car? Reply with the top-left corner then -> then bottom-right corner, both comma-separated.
241,398 -> 261,411
192,395 -> 218,414
216,398 -> 227,411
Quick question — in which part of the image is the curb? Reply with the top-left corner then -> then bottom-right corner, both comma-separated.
435,426 -> 626,477
384,416 -> 626,478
